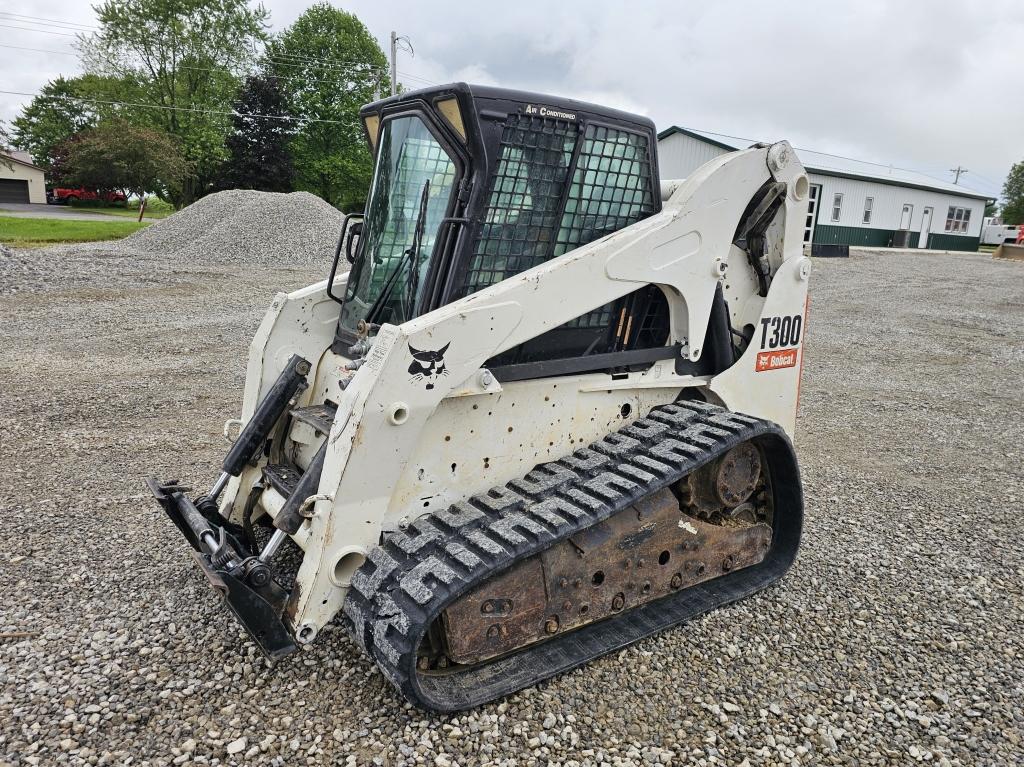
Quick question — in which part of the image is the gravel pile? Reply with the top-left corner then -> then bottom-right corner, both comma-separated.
0,190 -> 344,297
119,190 -> 344,266
1,248 -> 1022,765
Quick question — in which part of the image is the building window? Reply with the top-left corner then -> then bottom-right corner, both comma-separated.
862,197 -> 873,224
831,193 -> 843,222
945,206 -> 971,233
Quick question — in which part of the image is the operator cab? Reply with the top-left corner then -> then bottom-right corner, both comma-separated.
330,83 -> 691,380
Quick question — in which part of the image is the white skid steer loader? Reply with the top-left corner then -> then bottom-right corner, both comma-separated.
149,83 -> 810,712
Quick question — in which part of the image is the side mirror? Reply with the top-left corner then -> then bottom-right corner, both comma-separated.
327,213 -> 363,305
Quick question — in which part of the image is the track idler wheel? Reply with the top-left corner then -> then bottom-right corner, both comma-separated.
679,443 -> 763,520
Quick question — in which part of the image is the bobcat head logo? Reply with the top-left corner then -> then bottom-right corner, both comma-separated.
408,342 -> 450,390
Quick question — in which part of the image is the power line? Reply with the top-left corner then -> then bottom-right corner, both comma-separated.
398,71 -> 438,86
0,38 -> 420,91
1,10 -> 390,75
134,57 -> 380,88
0,88 -> 346,124
0,17 -> 388,80
197,61 -> 380,87
263,55 -> 385,77
0,22 -> 80,37
0,10 -> 421,94
0,12 -> 96,30
264,51 -> 385,71
964,170 -> 1003,189
0,46 -> 383,92
0,43 -> 77,57
0,45 -> 378,94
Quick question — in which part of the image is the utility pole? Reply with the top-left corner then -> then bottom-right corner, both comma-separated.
389,31 -> 413,96
389,31 -> 397,96
950,166 -> 968,184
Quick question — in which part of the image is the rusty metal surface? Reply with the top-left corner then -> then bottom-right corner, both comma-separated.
441,557 -> 548,664
289,402 -> 337,435
715,443 -> 762,506
441,487 -> 772,665
680,443 -> 763,519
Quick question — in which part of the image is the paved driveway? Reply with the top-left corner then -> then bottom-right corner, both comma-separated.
0,202 -> 157,222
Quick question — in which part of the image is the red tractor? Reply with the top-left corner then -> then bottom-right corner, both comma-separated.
48,187 -> 127,205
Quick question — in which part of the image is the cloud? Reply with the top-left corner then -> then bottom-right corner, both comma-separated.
4,0 -> 1020,197
327,0 -> 1023,197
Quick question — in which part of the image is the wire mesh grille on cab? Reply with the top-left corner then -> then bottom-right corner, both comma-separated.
460,112 -> 663,365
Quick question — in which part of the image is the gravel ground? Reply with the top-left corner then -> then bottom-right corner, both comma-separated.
0,246 -> 1022,766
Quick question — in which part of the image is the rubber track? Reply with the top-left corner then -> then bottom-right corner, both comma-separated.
343,401 -> 803,711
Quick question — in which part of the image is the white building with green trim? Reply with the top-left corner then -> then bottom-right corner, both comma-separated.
657,127 -> 991,252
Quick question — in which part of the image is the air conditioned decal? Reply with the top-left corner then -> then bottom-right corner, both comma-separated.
523,104 -> 577,121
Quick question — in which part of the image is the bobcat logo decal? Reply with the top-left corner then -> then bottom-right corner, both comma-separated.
408,342 -> 450,390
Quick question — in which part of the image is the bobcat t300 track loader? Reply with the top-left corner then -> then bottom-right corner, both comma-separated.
149,83 -> 810,711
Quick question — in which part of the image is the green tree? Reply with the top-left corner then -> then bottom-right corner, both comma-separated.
80,0 -> 270,205
9,75 -> 136,170
60,119 -> 191,200
1001,161 -> 1024,225
220,75 -> 295,192
267,4 -> 388,210
10,78 -> 96,169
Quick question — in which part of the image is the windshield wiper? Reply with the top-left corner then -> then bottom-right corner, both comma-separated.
364,179 -> 430,329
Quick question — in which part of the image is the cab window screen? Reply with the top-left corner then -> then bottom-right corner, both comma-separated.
555,125 -> 656,256
462,118 -> 656,298
556,124 -> 656,329
459,114 -> 576,297
461,113 -> 663,366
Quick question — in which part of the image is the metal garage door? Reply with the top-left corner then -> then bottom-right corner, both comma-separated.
0,179 -> 30,203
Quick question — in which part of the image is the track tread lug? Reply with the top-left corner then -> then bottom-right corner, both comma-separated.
400,556 -> 458,605
433,501 -> 487,531
372,593 -> 411,666
583,470 -> 642,501
621,418 -> 670,441
509,463 -> 579,495
464,529 -> 509,557
557,448 -> 611,476
489,511 -> 550,546
593,432 -> 642,456
475,487 -> 528,514
390,519 -> 444,555
350,546 -> 399,599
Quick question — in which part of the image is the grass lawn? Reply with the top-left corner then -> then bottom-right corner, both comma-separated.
84,206 -> 175,220
0,216 -> 149,247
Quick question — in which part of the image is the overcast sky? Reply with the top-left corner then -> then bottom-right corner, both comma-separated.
2,0 -> 1021,199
